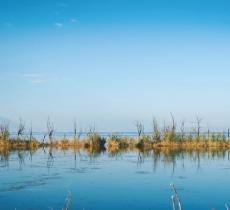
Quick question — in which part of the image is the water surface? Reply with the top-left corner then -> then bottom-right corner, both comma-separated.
0,149 -> 230,210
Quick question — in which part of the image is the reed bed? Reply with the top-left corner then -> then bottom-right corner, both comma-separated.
1,117 -> 230,151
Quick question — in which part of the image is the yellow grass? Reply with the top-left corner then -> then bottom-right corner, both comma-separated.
1,136 -> 230,151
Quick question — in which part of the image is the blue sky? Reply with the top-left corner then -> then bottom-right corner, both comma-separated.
0,0 -> 230,132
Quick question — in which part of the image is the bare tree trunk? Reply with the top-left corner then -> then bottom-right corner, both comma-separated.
180,120 -> 185,141
17,118 -> 25,140
135,121 -> 144,138
196,116 -> 202,140
47,118 -> 54,144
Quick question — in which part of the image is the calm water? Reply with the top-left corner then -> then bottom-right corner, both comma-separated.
1,149 -> 230,210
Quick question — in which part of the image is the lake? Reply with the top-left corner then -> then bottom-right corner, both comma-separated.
0,149 -> 230,210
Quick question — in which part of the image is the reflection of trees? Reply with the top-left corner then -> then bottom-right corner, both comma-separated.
0,149 -> 9,168
137,149 -> 152,166
17,150 -> 25,170
129,148 -> 230,173
47,148 -> 54,170
0,148 -> 230,173
152,149 -> 161,172
107,147 -> 230,173
1,149 -> 36,169
73,148 -> 83,169
29,149 -> 36,162
107,147 -> 134,160
83,146 -> 104,163
108,150 -> 123,159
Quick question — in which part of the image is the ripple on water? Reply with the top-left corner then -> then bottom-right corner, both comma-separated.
67,167 -> 88,173
135,171 -> 151,175
0,175 -> 61,193
175,176 -> 187,179
91,167 -> 101,170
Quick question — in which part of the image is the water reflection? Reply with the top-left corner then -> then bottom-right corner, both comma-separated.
46,148 -> 54,170
0,148 -> 229,172
1,148 -> 230,210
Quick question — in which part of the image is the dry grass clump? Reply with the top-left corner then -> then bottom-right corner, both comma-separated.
0,123 -> 10,150
9,139 -> 40,150
83,128 -> 106,150
55,139 -> 82,149
107,135 -> 138,154
107,135 -> 131,150
0,124 -> 10,141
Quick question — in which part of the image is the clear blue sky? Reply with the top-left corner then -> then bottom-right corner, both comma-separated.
0,0 -> 230,132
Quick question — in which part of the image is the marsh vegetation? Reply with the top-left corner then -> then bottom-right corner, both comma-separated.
1,116 -> 230,153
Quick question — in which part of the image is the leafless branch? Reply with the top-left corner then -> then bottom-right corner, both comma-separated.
47,118 -> 54,143
170,113 -> 176,132
196,116 -> 202,139
152,117 -> 161,141
17,118 -> 25,138
135,121 -> 144,137
180,120 -> 185,141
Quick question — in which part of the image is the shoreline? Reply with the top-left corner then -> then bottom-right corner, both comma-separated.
1,137 -> 230,151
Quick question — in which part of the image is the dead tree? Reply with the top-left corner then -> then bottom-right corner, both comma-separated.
29,124 -> 33,141
196,116 -> 202,139
170,113 -> 176,132
152,117 -> 161,141
135,121 -> 144,138
17,119 -> 25,139
47,118 -> 54,144
180,120 -> 185,141
73,119 -> 82,141
74,119 -> 77,140
42,133 -> 47,143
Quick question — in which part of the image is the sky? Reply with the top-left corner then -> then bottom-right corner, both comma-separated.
0,0 -> 230,132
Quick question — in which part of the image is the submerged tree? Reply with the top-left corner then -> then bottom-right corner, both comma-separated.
73,119 -> 82,141
47,118 -> 54,144
135,121 -> 144,138
152,117 -> 161,142
17,118 -> 25,139
29,123 -> 33,141
180,120 -> 185,141
195,116 -> 202,140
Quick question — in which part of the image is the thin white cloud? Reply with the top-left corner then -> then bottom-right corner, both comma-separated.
21,73 -> 73,84
54,22 -> 63,27
31,79 -> 45,84
70,18 -> 78,23
22,74 -> 46,84
22,73 -> 43,78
